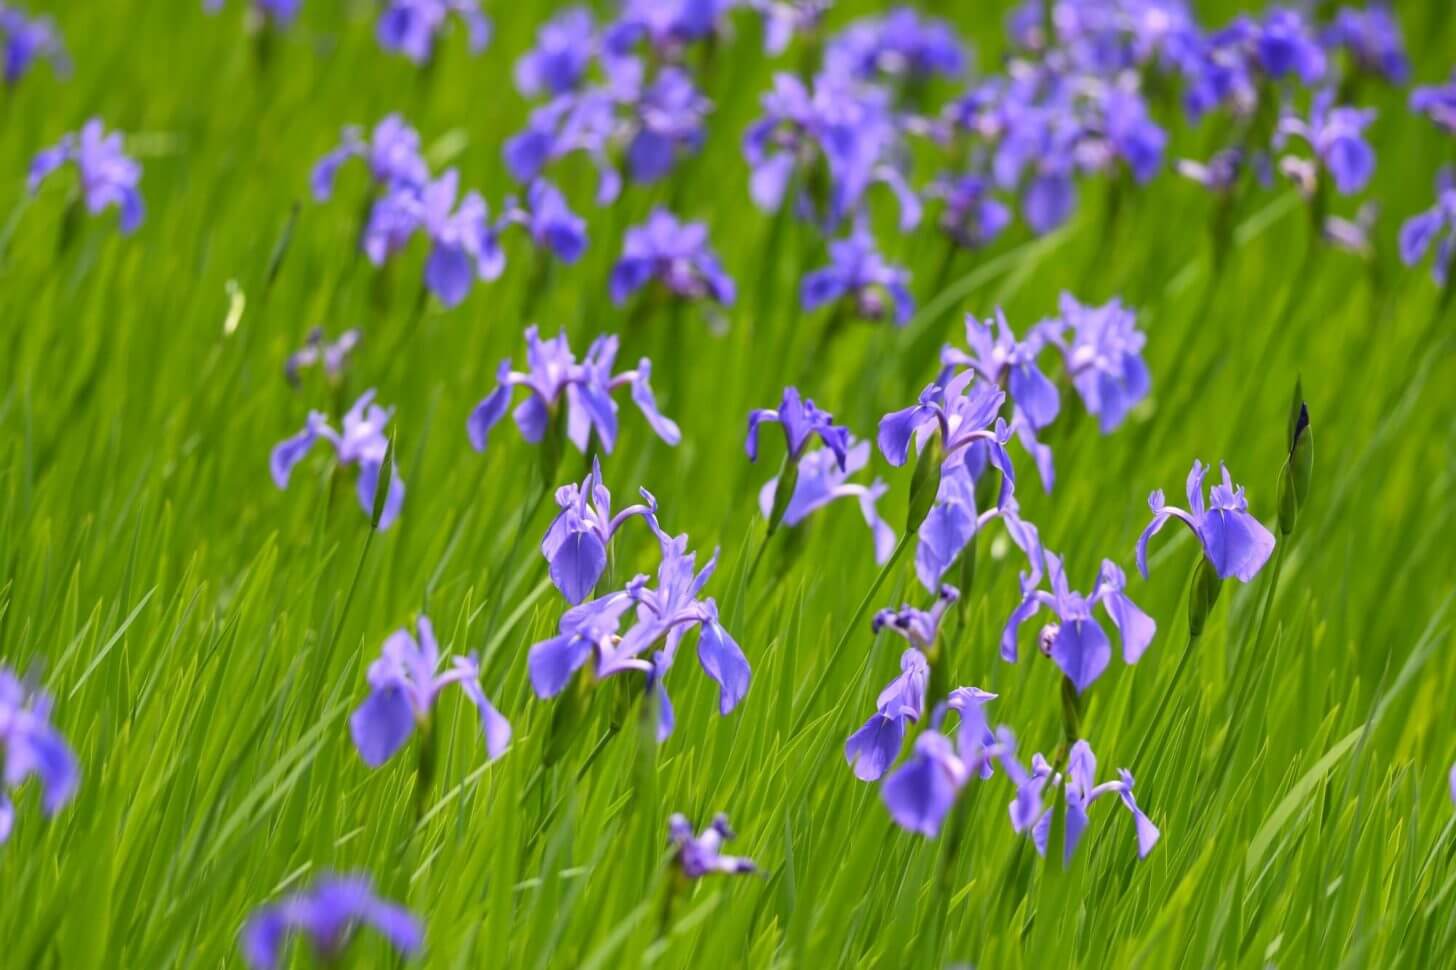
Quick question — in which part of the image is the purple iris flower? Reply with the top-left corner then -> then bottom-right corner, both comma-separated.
1137,460 -> 1276,583
466,326 -> 679,455
823,8 -> 967,83
749,0 -> 829,56
668,814 -> 757,877
542,458 -> 664,605
501,179 -> 587,264
1101,87 -> 1167,183
801,225 -> 914,325
942,308 -> 1060,430
240,874 -> 422,970
1176,148 -> 1251,194
514,7 -> 595,96
285,327 -> 360,386
927,174 -> 1012,250
1276,91 -> 1376,196
1322,6 -> 1409,85
1,5 -> 67,85
623,66 -> 710,184
878,370 -> 1012,474
1411,71 -> 1456,134
505,89 -> 619,204
1399,167 -> 1456,285
1002,553 -> 1155,693
1002,736 -> 1159,863
611,0 -> 730,55
609,209 -> 736,307
758,438 -> 895,564
377,0 -> 490,65
311,115 -> 430,202
745,386 -> 850,470
1241,8 -> 1327,85
349,617 -> 510,768
203,0 -> 301,28
742,72 -> 921,233
1042,294 -> 1151,434
270,389 -> 405,530
881,687 -> 1001,836
1,667 -> 80,843
845,647 -> 929,782
27,119 -> 144,234
529,535 -> 749,741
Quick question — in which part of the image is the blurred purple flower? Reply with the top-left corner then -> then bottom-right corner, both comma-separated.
203,0 -> 301,28
746,386 -> 849,468
748,0 -> 829,56
27,119 -> 144,234
501,179 -> 588,264
623,66 -> 710,184
349,616 -> 510,768
515,7 -> 595,96
241,874 -> 422,970
378,0 -> 490,65
1002,736 -> 1159,863
845,647 -> 930,781
1041,293 -> 1150,433
542,458 -> 665,604
1002,553 -> 1155,693
611,0 -> 731,55
1,4 -> 67,85
610,209 -> 735,306
824,8 -> 967,83
505,88 -> 622,204
801,225 -> 913,324
1411,71 -> 1456,134
881,688 -> 1001,836
311,115 -> 430,202
1322,5 -> 1408,85
467,326 -> 680,455
1137,460 -> 1276,582
758,438 -> 894,563
927,174 -> 1012,250
1276,91 -> 1376,195
270,389 -> 405,530
1399,167 -> 1456,285
0,667 -> 80,843
285,327 -> 361,386
669,814 -> 757,877
942,308 -> 1060,430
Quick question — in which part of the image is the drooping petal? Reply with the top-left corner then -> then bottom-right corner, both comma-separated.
1050,618 -> 1112,694
549,529 -> 608,605
1008,361 -> 1060,430
882,735 -> 960,837
629,361 -> 681,445
877,405 -> 930,467
456,671 -> 512,761
697,620 -> 750,715
844,712 -> 905,782
349,685 -> 417,767
270,420 -> 323,489
527,634 -> 593,698
1200,508 -> 1276,582
467,375 -> 513,453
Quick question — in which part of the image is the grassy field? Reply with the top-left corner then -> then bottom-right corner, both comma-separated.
3,1 -> 1456,967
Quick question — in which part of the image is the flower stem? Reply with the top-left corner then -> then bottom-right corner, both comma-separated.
789,530 -> 913,737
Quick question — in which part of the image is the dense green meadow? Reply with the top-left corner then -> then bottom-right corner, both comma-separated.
3,1 -> 1456,967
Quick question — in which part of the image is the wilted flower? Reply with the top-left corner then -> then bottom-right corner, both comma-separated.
270,389 -> 405,530
801,225 -> 914,324
377,0 -> 490,65
1411,71 -> 1456,134
1001,736 -> 1159,863
27,119 -> 144,234
1002,554 -> 1155,693
609,209 -> 735,307
502,179 -> 588,264
240,874 -> 422,970
528,534 -> 748,741
349,617 -> 510,768
668,814 -> 757,877
1,667 -> 80,843
942,308 -> 1059,430
466,326 -> 679,455
285,327 -> 360,386
311,115 -> 430,202
758,438 -> 894,564
823,8 -> 967,83
1,4 -> 67,85
881,687 -> 1001,836
1276,91 -> 1376,196
542,458 -> 664,604
1322,5 -> 1408,85
1137,460 -> 1276,582
1399,167 -> 1456,285
203,0 -> 301,28
1042,294 -> 1150,433
514,7 -> 595,96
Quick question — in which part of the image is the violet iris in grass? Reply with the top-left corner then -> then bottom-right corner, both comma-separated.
466,326 -> 680,456
542,457 -> 666,604
349,616 -> 510,768
377,0 -> 490,65
1399,167 -> 1456,285
0,667 -> 80,844
1,4 -> 66,85
1137,460 -> 1276,583
609,209 -> 736,307
240,873 -> 422,969
757,438 -> 895,565
270,389 -> 405,530
668,814 -> 757,877
27,119 -> 144,234
881,687 -> 1000,837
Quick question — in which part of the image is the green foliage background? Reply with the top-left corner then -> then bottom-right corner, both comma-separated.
2,1 -> 1455,967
